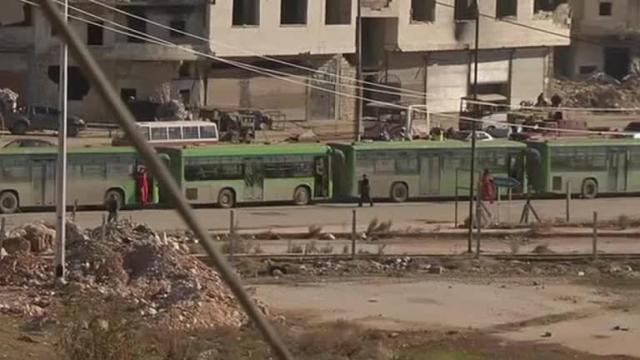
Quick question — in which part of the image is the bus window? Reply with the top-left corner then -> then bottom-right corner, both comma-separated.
200,125 -> 217,139
140,127 -> 151,141
184,126 -> 199,139
168,126 -> 182,140
151,127 -> 168,140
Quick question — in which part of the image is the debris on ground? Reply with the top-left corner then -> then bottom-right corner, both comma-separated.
0,220 -> 247,330
550,74 -> 640,109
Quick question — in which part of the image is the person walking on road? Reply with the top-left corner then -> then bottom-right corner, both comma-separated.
358,174 -> 374,207
106,194 -> 120,223
480,169 -> 495,204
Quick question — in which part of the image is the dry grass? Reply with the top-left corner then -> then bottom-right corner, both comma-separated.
304,241 -> 319,255
366,218 -> 394,237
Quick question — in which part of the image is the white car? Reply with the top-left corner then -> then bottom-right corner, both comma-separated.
453,130 -> 494,142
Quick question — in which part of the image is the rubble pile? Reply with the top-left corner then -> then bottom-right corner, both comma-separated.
551,74 -> 640,109
0,220 -> 247,330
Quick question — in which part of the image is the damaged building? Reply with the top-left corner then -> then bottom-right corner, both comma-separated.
567,0 -> 640,80
362,0 -> 571,112
12,0 -> 357,132
0,2 -> 34,106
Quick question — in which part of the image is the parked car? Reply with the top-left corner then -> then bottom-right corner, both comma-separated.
1,138 -> 56,148
7,105 -> 86,136
451,130 -> 494,142
623,121 -> 640,139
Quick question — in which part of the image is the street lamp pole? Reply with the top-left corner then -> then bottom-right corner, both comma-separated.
467,0 -> 480,253
354,0 -> 363,142
54,0 -> 68,282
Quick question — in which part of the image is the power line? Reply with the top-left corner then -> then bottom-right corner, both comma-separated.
20,0 -> 640,137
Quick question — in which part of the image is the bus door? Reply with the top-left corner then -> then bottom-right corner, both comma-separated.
419,154 -> 441,196
31,160 -> 56,206
243,159 -> 264,201
608,150 -> 627,192
314,156 -> 329,198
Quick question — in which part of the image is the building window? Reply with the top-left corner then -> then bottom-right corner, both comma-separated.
599,1 -> 612,16
411,0 -> 435,22
233,0 -> 260,26
126,10 -> 147,43
179,63 -> 191,78
121,88 -> 137,101
169,20 -> 186,37
326,0 -> 352,25
281,0 -> 308,25
179,89 -> 191,105
454,0 -> 476,21
496,0 -> 517,18
87,22 -> 104,45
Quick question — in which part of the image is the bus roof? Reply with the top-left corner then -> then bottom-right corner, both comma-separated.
331,139 -> 525,151
161,143 -> 330,157
0,146 -> 137,156
528,138 -> 640,147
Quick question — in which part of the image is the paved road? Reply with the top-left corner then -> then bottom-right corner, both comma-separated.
3,196 -> 640,232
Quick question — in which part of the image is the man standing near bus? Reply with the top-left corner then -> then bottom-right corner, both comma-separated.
359,174 -> 374,207
135,165 -> 149,206
106,194 -> 119,223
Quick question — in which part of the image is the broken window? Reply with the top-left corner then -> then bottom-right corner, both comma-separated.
169,20 -> 186,37
179,89 -> 191,105
87,22 -> 104,45
281,0 -> 308,25
599,1 -> 612,16
233,0 -> 260,26
579,65 -> 597,74
454,0 -> 477,21
496,0 -> 517,18
120,88 -> 137,101
411,0 -> 435,22
127,10 -> 147,43
326,0 -> 352,25
179,63 -> 191,78
47,66 -> 90,101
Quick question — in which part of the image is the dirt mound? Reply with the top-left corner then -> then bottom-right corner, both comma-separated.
551,75 -> 640,109
0,220 -> 246,329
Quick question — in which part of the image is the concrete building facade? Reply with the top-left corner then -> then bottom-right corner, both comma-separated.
362,0 -> 571,113
568,0 -> 640,80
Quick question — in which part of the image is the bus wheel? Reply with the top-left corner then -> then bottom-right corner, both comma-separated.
390,182 -> 409,202
293,186 -> 311,206
218,188 -> 236,208
0,191 -> 19,214
104,189 -> 124,209
581,179 -> 598,199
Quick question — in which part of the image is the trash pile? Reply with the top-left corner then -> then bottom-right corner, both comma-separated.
0,220 -> 247,330
550,74 -> 640,109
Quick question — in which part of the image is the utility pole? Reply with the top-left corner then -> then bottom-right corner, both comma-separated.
467,0 -> 480,253
354,0 -> 363,142
54,0 -> 68,282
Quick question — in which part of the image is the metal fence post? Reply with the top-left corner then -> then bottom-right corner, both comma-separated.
229,210 -> 236,259
351,209 -> 357,259
100,214 -> 106,241
592,211 -> 598,260
72,199 -> 78,223
0,217 -> 6,248
566,181 -> 571,223
507,187 -> 512,224
475,194 -> 481,259
454,172 -> 459,228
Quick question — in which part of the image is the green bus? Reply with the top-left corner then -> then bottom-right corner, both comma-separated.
158,144 -> 333,208
330,140 -> 527,201
526,138 -> 640,198
0,146 -> 154,213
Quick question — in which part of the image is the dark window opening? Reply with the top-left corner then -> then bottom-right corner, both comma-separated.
87,22 -> 104,45
599,1 -> 612,16
233,0 -> 260,26
496,0 -> 517,18
579,65 -> 597,74
411,0 -> 435,22
604,47 -> 630,81
120,88 -> 137,101
281,0 -> 308,25
534,0 -> 567,13
454,0 -> 477,21
179,89 -> 191,104
47,66 -> 90,101
126,10 -> 147,43
169,20 -> 186,37
179,63 -> 191,78
326,0 -> 352,25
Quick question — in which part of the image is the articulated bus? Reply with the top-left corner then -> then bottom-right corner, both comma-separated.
330,140 -> 527,201
157,144 -> 333,208
0,147 -> 157,214
526,138 -> 640,198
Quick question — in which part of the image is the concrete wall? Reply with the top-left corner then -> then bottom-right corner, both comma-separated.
0,2 -> 25,25
209,0 -> 357,57
393,0 -> 570,52
572,0 -> 636,35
